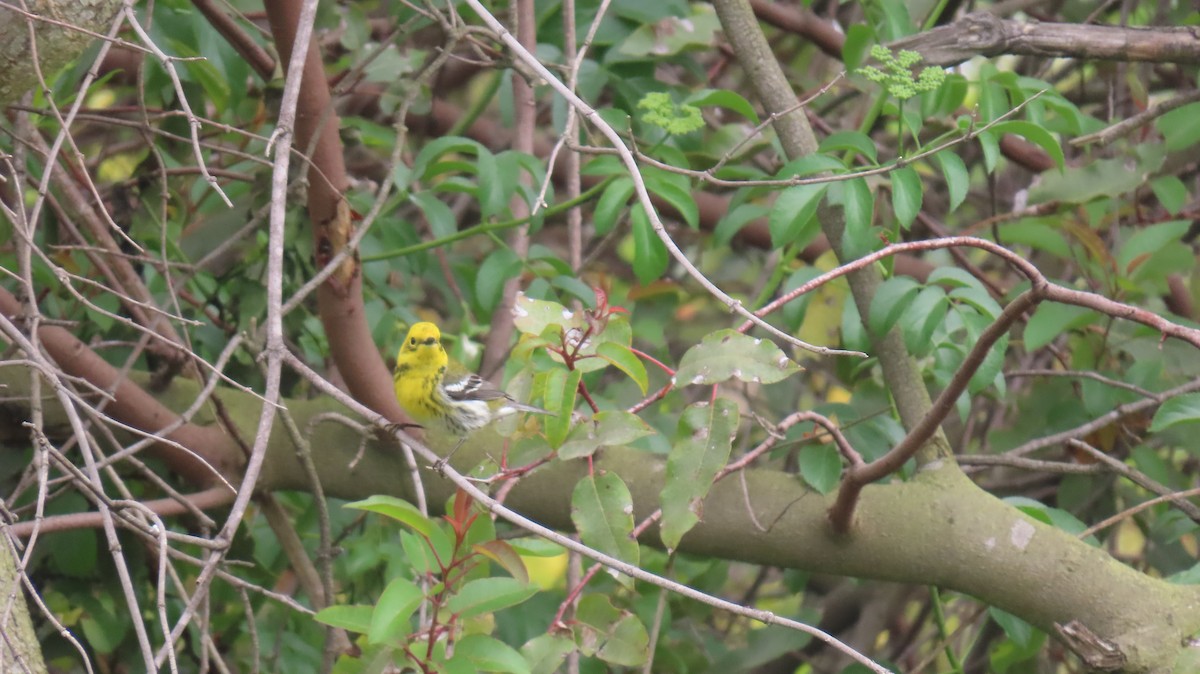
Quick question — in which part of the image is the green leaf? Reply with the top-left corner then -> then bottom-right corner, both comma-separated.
1022,304 -> 1099,352
990,607 -> 1039,650
476,249 -> 521,313
513,294 -> 584,337
841,24 -> 873,70
558,411 -> 655,460
476,147 -> 508,219
314,605 -> 373,634
451,634 -> 532,674
412,136 -> 483,180
1150,176 -> 1188,214
446,577 -> 537,619
346,495 -> 436,538
989,120 -> 1065,170
630,208 -> 669,286
1155,102 -> 1200,151
411,192 -> 457,240
769,183 -> 827,249
1117,220 -> 1189,276
595,342 -> 649,394
936,151 -> 969,212
842,177 -> 875,257
686,88 -> 759,123
889,166 -> 922,229
714,203 -> 768,246
818,131 -> 878,162
799,444 -> 842,495
522,634 -> 575,674
1150,393 -> 1200,432
472,540 -> 530,584
594,177 -> 633,235
643,171 -> 698,229
675,329 -> 802,386
868,276 -> 921,336
542,367 -> 581,448
899,286 -> 948,355
368,578 -> 423,644
574,595 -> 649,666
571,473 -> 639,585
661,399 -> 740,549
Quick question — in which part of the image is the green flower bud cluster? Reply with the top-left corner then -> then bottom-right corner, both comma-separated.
638,92 -> 704,135
858,45 -> 946,101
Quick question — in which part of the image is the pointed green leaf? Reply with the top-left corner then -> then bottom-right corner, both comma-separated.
675,330 -> 801,386
936,151 -> 969,213
714,203 -> 768,246
990,120 -> 1064,170
842,177 -> 875,255
451,634 -> 532,674
686,88 -> 760,123
890,166 -> 922,229
574,595 -> 649,666
660,399 -> 739,549
630,208 -> 669,285
368,578 -> 423,644
522,634 -> 575,674
1023,304 -> 1099,352
472,540 -> 529,585
818,131 -> 878,162
446,577 -> 537,619
571,473 -> 638,586
346,496 -> 435,538
314,605 -> 373,634
769,183 -> 827,249
541,367 -> 581,448
643,171 -> 698,229
596,342 -> 649,394
799,444 -> 842,495
513,294 -> 584,337
594,177 -> 633,235
868,276 -> 921,336
1150,393 -> 1200,433
558,411 -> 655,460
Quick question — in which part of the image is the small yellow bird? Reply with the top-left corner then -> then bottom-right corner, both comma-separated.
393,322 -> 551,449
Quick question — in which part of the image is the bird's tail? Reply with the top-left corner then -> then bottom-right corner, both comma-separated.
500,401 -> 555,416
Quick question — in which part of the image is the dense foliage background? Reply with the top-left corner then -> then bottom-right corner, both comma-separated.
1,0 -> 1199,672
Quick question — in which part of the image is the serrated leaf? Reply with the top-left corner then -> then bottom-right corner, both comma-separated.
368,578 -> 423,644
346,495 -> 436,538
868,276 -> 921,336
890,166 -> 922,229
660,399 -> 739,549
675,330 -> 801,386
799,444 -> 842,494
596,342 -> 648,394
936,151 -> 969,212
571,473 -> 638,586
446,577 -> 537,619
769,183 -> 827,249
473,540 -> 529,585
451,634 -> 531,674
314,605 -> 373,634
1150,393 -> 1200,432
558,411 -> 655,460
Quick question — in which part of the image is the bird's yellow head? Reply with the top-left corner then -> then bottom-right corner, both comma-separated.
396,321 -> 448,372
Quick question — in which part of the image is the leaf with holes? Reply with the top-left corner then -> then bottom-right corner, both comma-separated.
571,472 -> 638,586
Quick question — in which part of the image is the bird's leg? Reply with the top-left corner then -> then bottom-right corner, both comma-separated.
433,437 -> 467,472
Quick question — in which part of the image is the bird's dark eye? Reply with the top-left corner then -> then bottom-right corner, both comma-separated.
409,337 -> 416,346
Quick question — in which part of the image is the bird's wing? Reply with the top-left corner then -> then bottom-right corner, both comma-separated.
443,373 -> 509,402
